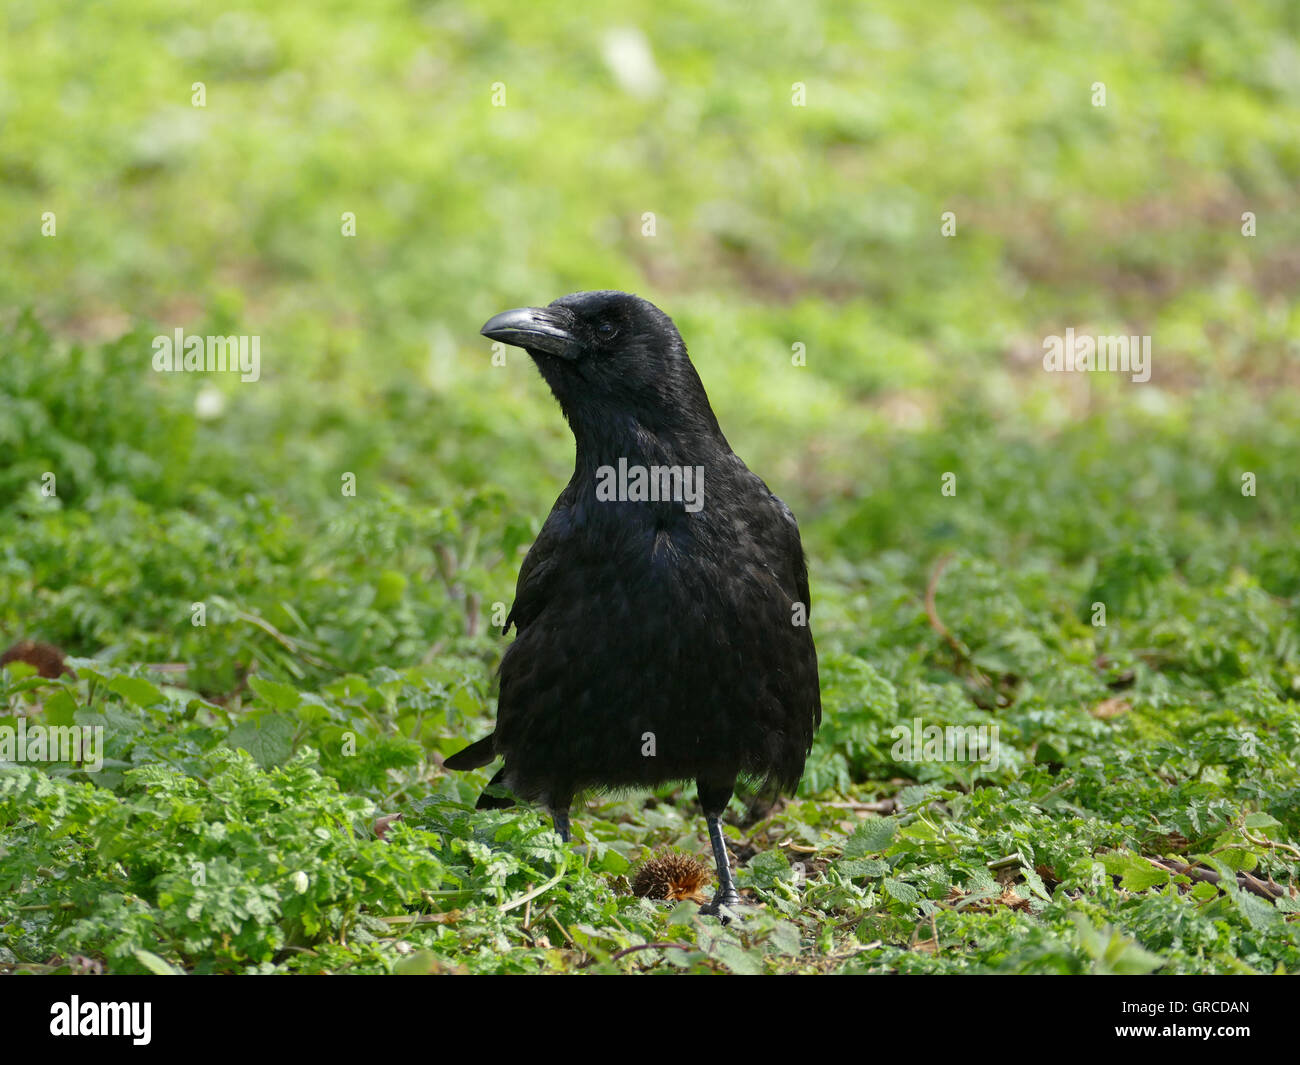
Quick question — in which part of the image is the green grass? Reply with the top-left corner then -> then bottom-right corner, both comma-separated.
1,0 -> 1298,973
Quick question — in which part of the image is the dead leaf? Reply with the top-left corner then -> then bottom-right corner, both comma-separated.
1090,697 -> 1131,719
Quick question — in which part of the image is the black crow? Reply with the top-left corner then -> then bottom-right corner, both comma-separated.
445,291 -> 820,915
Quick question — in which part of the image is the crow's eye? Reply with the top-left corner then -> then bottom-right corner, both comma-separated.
596,321 -> 618,340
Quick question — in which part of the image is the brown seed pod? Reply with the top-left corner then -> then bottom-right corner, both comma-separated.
630,850 -> 712,903
0,640 -> 74,680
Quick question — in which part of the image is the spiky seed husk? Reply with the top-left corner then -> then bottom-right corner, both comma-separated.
0,640 -> 73,679
630,850 -> 712,903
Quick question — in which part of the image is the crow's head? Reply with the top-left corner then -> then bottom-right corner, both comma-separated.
481,291 -> 721,442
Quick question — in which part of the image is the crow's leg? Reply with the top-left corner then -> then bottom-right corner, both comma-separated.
548,806 -> 569,847
697,778 -> 740,919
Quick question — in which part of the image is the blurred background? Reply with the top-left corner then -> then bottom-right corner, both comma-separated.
2,0 -> 1298,708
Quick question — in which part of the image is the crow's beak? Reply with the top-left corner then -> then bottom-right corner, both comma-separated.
481,306 -> 582,360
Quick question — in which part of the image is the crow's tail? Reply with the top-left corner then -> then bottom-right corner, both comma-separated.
443,734 -> 496,771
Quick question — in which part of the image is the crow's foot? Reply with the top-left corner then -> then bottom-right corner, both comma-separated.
699,888 -> 742,923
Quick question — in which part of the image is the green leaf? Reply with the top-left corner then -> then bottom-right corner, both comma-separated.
711,939 -> 763,975
1101,849 -> 1170,892
107,675 -> 165,708
393,950 -> 443,975
248,675 -> 302,711
43,689 -> 79,727
1235,891 -> 1281,930
226,714 -> 295,767
768,920 -> 802,956
133,949 -> 180,975
1022,865 -> 1053,900
744,848 -> 792,887
1205,858 -> 1282,930
1210,847 -> 1258,872
1119,862 -> 1169,893
835,857 -> 888,879
883,878 -> 920,905
844,817 -> 896,857
1073,915 -> 1164,975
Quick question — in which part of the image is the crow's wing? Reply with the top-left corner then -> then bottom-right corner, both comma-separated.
502,492 -> 574,635
446,498 -> 575,773
768,488 -> 821,730
769,490 -> 812,614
